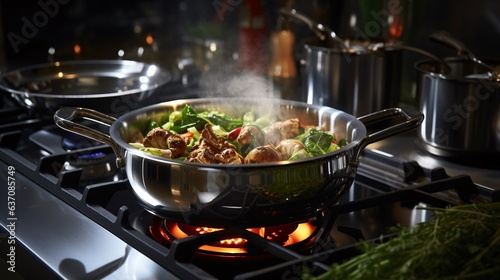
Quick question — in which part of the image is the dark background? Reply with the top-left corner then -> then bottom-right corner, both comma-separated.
1,0 -> 499,102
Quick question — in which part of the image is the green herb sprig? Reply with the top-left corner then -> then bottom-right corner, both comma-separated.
304,202 -> 500,280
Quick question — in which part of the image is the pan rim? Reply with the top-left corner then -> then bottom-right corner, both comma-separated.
109,97 -> 366,168
0,59 -> 171,99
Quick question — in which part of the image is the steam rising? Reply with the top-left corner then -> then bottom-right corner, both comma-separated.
195,66 -> 294,120
198,68 -> 278,100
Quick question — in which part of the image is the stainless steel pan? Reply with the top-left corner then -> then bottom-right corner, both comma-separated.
415,57 -> 500,159
0,60 -> 171,114
279,9 -> 441,117
54,98 -> 423,227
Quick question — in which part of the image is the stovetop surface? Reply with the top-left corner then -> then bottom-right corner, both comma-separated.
368,130 -> 500,194
0,160 -> 177,280
0,84 -> 498,279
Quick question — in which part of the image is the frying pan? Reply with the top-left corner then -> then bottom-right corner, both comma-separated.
0,60 -> 171,114
54,98 -> 423,227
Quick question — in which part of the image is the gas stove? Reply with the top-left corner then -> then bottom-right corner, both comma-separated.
0,84 -> 497,280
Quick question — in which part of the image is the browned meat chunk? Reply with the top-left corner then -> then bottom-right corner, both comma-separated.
265,118 -> 301,146
185,124 -> 243,164
237,125 -> 265,147
275,139 -> 306,160
143,127 -> 187,158
244,144 -> 282,164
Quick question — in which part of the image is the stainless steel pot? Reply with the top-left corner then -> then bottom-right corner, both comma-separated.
54,98 -> 423,227
301,37 -> 403,117
0,60 -> 171,114
415,57 -> 500,159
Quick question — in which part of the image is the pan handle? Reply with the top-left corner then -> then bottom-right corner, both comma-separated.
54,107 -> 125,168
353,107 -> 424,161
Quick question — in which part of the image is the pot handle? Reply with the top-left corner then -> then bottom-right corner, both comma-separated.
353,107 -> 424,160
54,107 -> 125,168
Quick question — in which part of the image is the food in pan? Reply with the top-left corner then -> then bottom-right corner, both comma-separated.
128,104 -> 348,164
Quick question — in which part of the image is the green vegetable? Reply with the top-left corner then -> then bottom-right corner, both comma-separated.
163,105 -> 210,133
304,202 -> 500,280
169,111 -> 182,123
210,125 -> 229,137
162,122 -> 172,131
198,110 -> 243,131
187,126 -> 201,140
179,104 -> 210,132
128,142 -> 144,149
253,115 -> 271,128
304,129 -> 335,156
160,111 -> 180,131
288,149 -> 312,160
243,111 -> 255,124
337,138 -> 348,147
148,120 -> 160,131
326,142 -> 340,153
184,137 -> 196,152
139,147 -> 172,158
162,105 -> 245,134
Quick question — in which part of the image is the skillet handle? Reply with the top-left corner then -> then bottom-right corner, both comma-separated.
353,107 -> 424,160
54,107 -> 125,168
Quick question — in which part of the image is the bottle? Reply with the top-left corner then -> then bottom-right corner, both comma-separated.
268,17 -> 299,101
239,0 -> 268,74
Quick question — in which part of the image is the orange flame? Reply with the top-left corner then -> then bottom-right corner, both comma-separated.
165,221 -> 316,254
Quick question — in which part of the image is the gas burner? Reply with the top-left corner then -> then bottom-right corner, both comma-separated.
61,151 -> 120,191
148,217 -> 319,256
58,131 -> 122,190
61,132 -> 102,151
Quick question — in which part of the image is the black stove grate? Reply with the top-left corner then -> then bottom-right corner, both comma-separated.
0,103 -> 494,279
